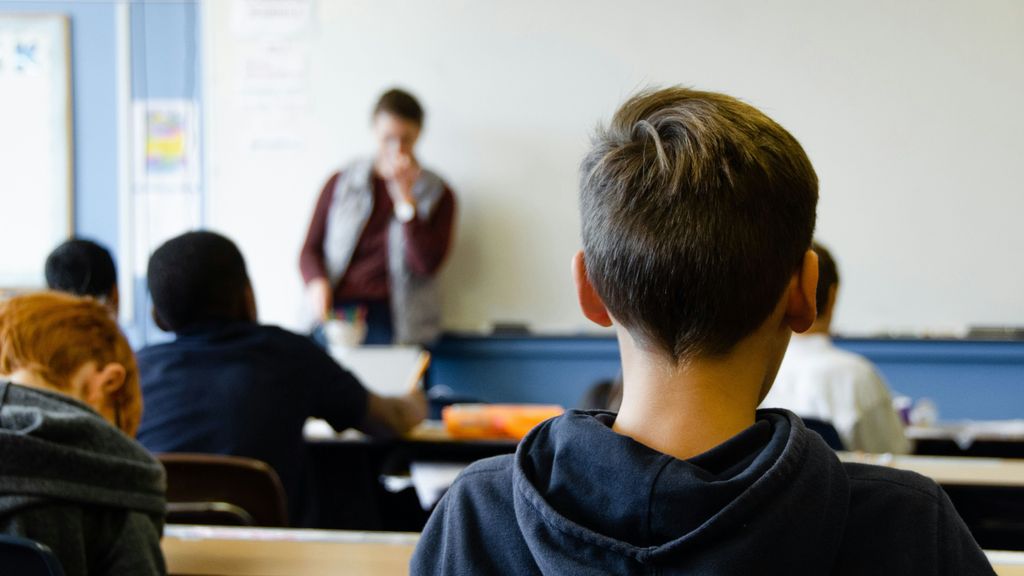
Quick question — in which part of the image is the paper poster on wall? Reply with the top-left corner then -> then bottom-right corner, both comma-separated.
232,0 -> 313,38
236,43 -> 310,152
131,100 -> 202,276
0,15 -> 72,288
133,100 -> 199,191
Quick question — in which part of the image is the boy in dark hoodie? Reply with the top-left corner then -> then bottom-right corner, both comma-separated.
411,88 -> 994,575
0,292 -> 166,576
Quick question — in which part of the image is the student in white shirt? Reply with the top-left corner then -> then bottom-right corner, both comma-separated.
760,242 -> 911,454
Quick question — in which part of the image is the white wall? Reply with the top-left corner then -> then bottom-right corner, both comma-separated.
203,0 -> 1024,335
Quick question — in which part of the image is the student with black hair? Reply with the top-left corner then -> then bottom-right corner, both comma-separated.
45,238 -> 119,315
136,231 -> 426,527
761,242 -> 910,454
411,88 -> 993,574
300,88 -> 456,345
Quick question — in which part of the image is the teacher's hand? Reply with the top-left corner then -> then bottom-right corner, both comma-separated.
307,277 -> 333,321
387,153 -> 421,205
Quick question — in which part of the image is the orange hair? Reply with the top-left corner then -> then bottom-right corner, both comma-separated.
0,291 -> 141,436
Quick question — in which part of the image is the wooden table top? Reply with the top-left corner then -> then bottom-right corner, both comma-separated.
838,452 -> 1024,487
162,525 -> 1024,575
163,525 -> 418,576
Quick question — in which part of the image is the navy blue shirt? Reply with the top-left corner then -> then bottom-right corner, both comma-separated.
136,322 -> 369,526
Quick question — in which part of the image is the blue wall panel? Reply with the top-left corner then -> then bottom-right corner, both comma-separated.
428,334 -> 1024,421
1,0 -> 200,346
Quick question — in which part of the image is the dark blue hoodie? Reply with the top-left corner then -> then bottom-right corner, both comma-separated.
412,409 -> 994,575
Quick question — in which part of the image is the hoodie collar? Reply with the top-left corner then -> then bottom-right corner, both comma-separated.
512,409 -> 850,571
0,382 -> 165,516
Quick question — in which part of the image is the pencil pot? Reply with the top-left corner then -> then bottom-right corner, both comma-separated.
323,318 -> 367,349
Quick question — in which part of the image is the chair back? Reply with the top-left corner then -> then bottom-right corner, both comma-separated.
159,453 -> 289,527
802,418 -> 845,451
0,534 -> 66,576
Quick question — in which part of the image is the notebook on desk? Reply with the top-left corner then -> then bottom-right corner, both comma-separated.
329,345 -> 425,397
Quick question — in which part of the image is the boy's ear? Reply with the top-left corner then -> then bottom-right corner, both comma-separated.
572,251 -> 613,328
785,249 -> 819,333
95,363 -> 127,395
243,282 -> 258,322
151,307 -> 171,332
108,283 -> 120,315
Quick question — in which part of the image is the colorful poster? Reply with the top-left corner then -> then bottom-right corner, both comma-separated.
133,100 -> 199,190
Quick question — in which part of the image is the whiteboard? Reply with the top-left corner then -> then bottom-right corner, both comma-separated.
0,14 -> 72,288
202,0 -> 1024,336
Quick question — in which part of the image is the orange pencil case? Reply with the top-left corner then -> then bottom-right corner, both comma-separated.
442,404 -> 565,440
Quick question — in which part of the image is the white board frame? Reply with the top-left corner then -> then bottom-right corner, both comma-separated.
0,14 -> 73,289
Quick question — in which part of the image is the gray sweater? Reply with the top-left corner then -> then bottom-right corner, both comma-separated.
0,381 -> 167,576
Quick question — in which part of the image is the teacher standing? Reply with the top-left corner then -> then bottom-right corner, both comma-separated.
300,89 -> 456,345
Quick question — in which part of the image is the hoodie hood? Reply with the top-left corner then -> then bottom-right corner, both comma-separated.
0,381 -> 165,517
512,409 -> 850,574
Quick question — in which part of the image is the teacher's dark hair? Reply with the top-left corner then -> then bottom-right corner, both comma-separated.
579,86 -> 818,361
373,88 -> 424,127
147,231 -> 252,332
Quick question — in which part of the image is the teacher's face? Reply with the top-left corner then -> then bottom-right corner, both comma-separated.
374,112 -> 421,161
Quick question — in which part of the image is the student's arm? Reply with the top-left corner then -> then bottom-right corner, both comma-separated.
360,388 -> 428,436
853,400 -> 912,454
852,370 -> 912,454
304,337 -> 426,436
402,187 -> 456,277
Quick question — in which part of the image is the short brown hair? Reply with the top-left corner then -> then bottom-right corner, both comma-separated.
373,88 -> 424,126
0,292 -> 141,435
812,241 -> 840,317
580,87 -> 818,360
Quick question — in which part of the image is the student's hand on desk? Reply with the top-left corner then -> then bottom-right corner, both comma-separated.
307,277 -> 333,320
365,388 -> 428,436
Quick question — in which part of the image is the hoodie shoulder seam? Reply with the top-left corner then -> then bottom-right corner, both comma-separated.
450,457 -> 513,486
847,473 -> 939,501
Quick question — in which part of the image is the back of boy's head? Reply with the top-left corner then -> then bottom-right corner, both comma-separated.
45,239 -> 117,300
148,231 -> 251,332
0,291 -> 141,436
580,87 -> 818,360
812,241 -> 840,317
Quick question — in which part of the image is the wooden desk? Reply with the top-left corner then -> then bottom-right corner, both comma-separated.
838,453 -> 1024,487
909,422 -> 1024,443
163,525 -> 1021,576
909,422 -> 1024,459
303,421 -> 516,530
991,551 -> 1024,576
163,525 -> 418,576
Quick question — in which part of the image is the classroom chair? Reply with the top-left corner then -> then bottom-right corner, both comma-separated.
159,453 -> 289,527
0,534 -> 66,576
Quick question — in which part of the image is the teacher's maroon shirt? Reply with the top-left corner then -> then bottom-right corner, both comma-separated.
300,170 -> 456,303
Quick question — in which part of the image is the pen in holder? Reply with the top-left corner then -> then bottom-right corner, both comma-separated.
323,305 -> 368,349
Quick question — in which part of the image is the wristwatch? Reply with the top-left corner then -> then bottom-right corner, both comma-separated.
395,200 -> 416,223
